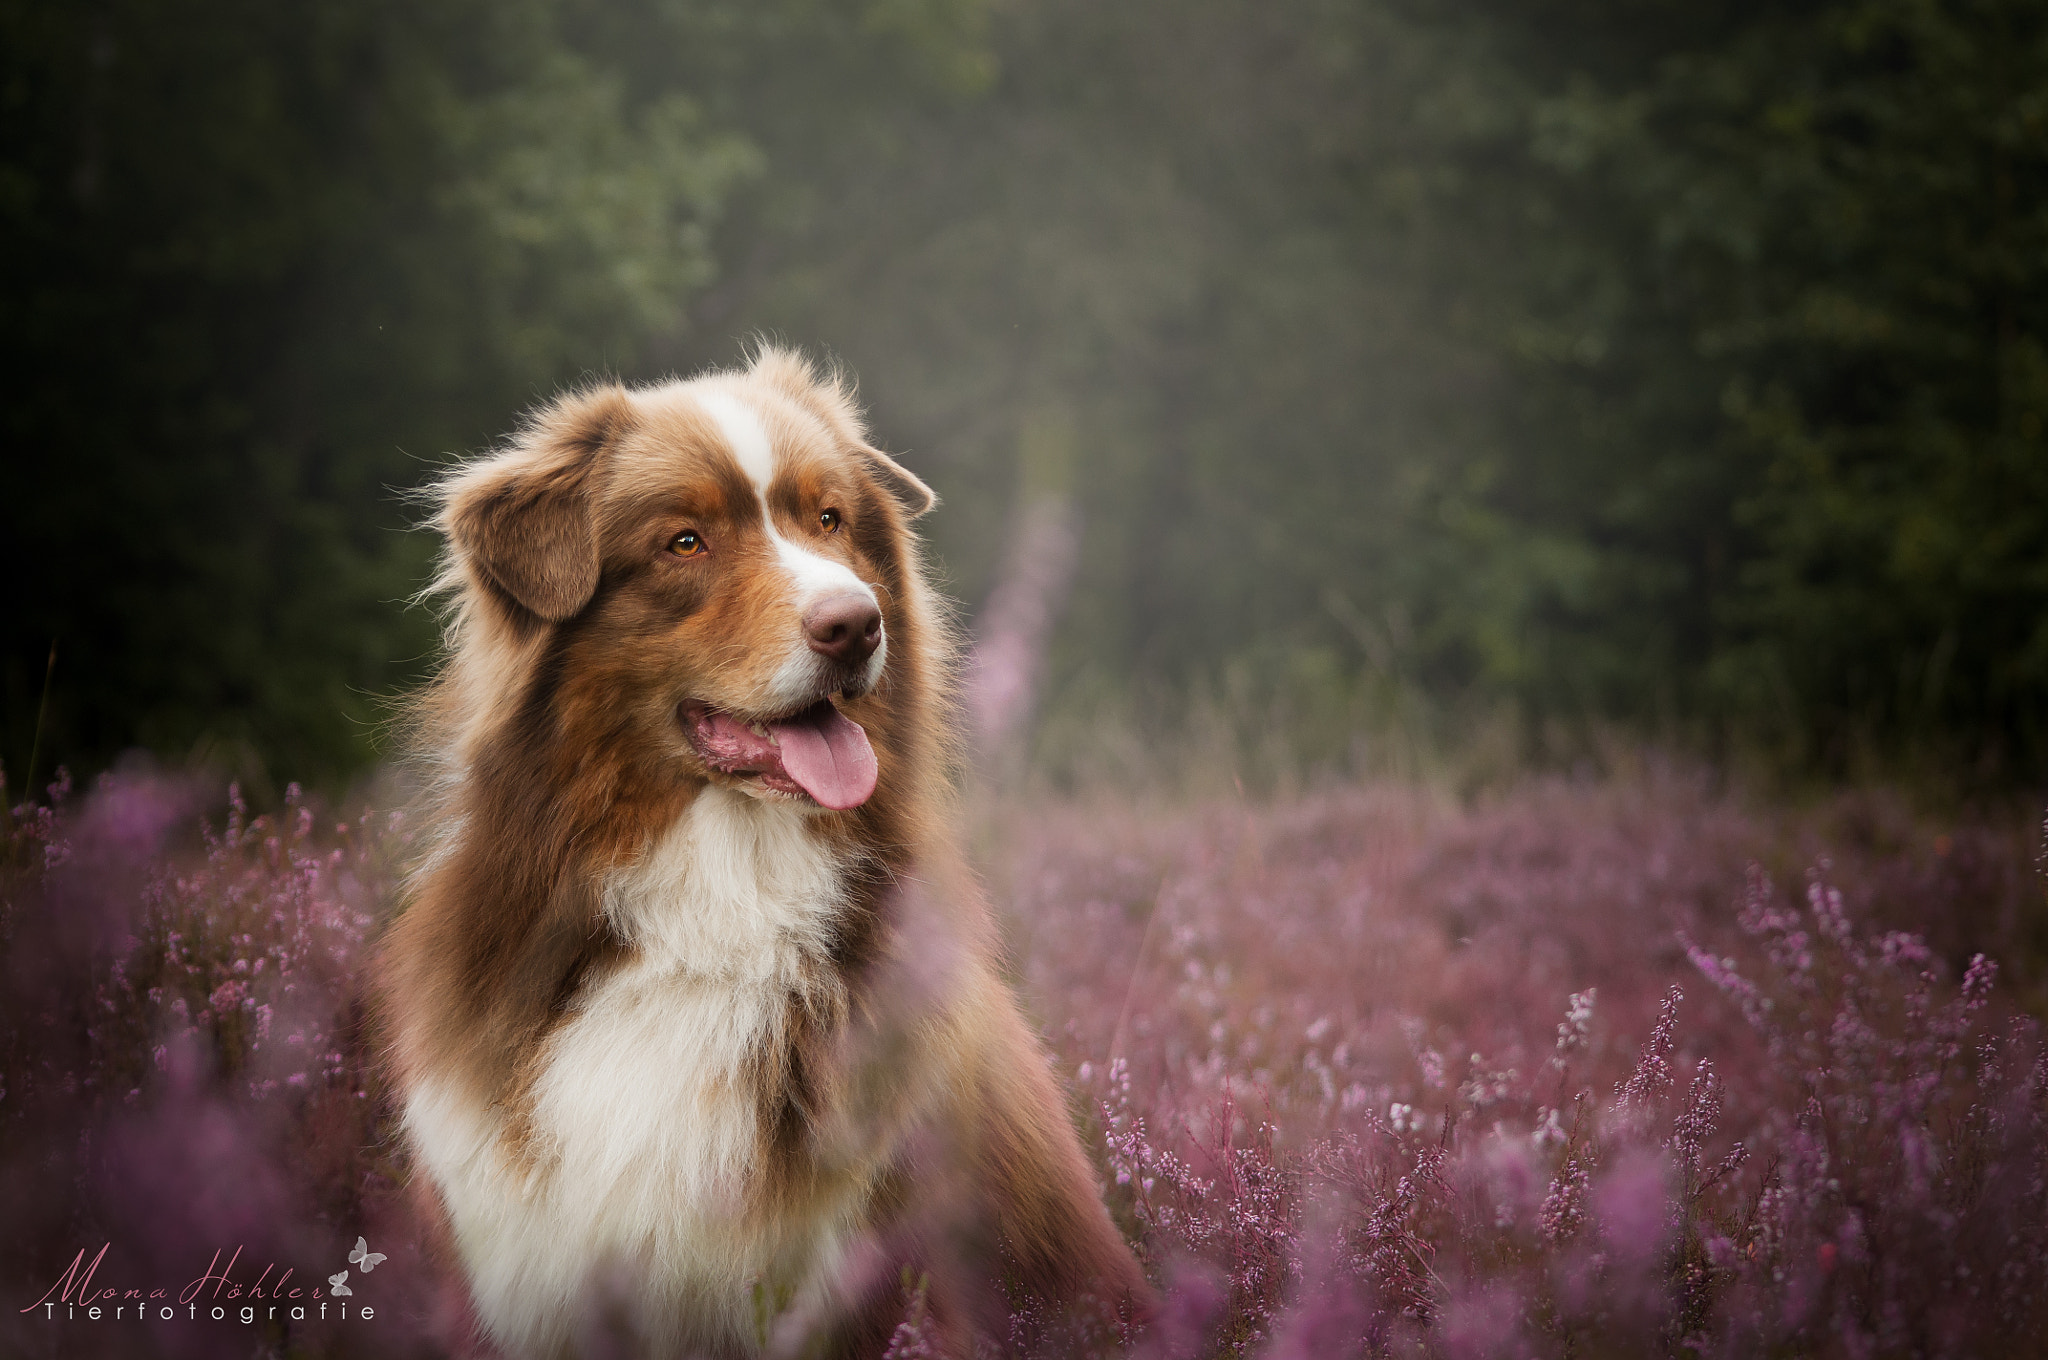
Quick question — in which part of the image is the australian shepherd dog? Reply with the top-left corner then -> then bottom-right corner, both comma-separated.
377,348 -> 1148,1357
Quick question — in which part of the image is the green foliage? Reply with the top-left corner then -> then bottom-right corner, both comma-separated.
0,0 -> 764,784
4,0 -> 2043,785
1393,0 -> 2048,774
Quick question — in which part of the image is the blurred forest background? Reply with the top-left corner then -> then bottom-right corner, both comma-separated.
4,0 -> 2045,795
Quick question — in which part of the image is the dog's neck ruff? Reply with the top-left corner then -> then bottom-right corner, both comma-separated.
403,789 -> 862,1356
602,784 -> 847,980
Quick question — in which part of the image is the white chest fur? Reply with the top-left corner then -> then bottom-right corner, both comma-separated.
403,789 -> 863,1357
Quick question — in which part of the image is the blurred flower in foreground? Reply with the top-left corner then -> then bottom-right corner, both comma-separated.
5,767 -> 2046,1355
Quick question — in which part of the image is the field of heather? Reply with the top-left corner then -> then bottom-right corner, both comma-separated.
3,768 -> 2045,1358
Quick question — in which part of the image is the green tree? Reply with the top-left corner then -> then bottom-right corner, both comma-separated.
1396,0 -> 2048,774
8,0 -> 2041,788
3,0 -> 756,785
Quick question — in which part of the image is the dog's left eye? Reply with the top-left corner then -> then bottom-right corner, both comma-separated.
819,509 -> 841,533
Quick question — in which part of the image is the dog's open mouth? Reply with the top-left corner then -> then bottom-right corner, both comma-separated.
680,699 -> 878,810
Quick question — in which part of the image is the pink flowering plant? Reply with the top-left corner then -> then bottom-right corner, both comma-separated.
1009,784 -> 2048,1357
2,770 -> 434,1359
3,763 -> 2045,1357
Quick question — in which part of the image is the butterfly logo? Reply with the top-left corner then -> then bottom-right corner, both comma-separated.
349,1237 -> 387,1273
327,1271 -> 352,1297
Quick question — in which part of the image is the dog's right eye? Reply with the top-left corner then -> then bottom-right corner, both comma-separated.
670,532 -> 706,557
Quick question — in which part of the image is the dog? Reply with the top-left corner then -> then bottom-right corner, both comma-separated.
377,348 -> 1149,1357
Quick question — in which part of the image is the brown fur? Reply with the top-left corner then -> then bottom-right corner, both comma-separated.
378,348 -> 1149,1356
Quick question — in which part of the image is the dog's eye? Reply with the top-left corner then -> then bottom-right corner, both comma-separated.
819,508 -> 842,533
670,531 -> 706,557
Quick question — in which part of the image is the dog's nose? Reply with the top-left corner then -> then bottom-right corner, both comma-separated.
804,594 -> 883,664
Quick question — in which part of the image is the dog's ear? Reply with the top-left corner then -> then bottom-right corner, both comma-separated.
442,385 -> 633,621
857,444 -> 938,519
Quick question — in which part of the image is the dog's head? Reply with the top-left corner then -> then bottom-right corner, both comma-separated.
435,349 -> 936,812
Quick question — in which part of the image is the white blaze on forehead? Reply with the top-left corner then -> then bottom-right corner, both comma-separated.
696,387 -> 778,495
694,383 -> 883,712
694,384 -> 876,609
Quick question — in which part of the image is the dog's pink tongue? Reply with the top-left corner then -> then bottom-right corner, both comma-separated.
769,704 -> 877,810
